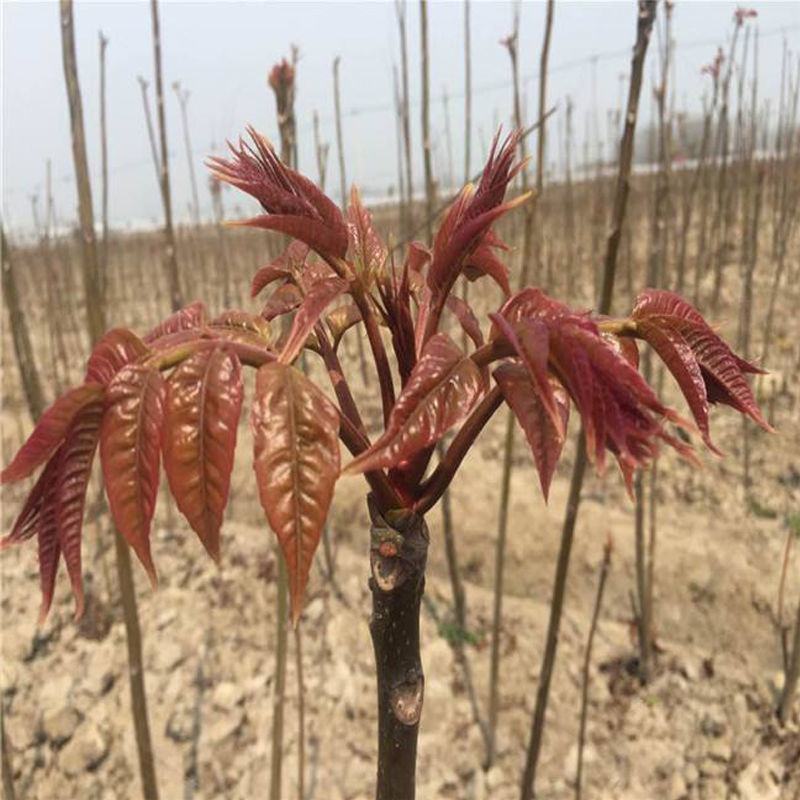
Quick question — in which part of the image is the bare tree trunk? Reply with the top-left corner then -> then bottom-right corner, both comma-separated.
60,5 -> 160,798
270,555 -> 289,800
332,57 -> 347,212
575,538 -> 612,800
396,0 -> 414,236
313,110 -> 330,191
419,0 -> 435,241
369,500 -> 429,800
1,227 -> 46,422
779,600 -> 800,723
294,627 -> 306,800
463,0 -> 472,183
98,31 -> 109,303
149,0 -> 182,311
173,82 -> 201,226
520,6 -> 657,797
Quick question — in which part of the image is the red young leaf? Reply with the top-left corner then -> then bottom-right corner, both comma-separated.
100,364 -> 165,585
445,295 -> 484,350
490,313 -> 564,438
462,241 -> 511,296
261,283 -> 303,322
632,289 -> 771,433
209,128 -> 348,258
250,240 -> 309,298
55,401 -> 104,619
602,332 -> 640,368
208,310 -> 274,349
144,301 -> 207,344
347,186 -> 387,281
326,302 -> 362,350
1,383 -> 104,484
345,333 -> 485,474
494,363 -> 569,501
85,328 -> 150,385
36,472 -> 61,625
163,347 -> 244,562
497,287 -> 693,474
279,276 -> 348,364
635,319 -> 715,452
428,130 -> 526,296
251,362 -> 340,624
1,453 -> 62,550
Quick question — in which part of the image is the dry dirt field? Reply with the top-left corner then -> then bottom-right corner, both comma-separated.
2,207 -> 799,800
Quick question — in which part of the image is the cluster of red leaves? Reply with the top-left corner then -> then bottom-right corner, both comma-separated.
2,128 -> 770,626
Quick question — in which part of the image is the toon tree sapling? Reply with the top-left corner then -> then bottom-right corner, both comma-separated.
1,128 -> 771,800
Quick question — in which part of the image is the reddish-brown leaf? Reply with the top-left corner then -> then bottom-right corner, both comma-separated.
347,186 -> 387,281
209,128 -> 348,258
208,310 -> 274,349
232,214 -> 347,261
490,313 -> 564,437
144,301 -> 207,343
462,242 -> 511,296
632,289 -> 771,433
326,302 -> 362,350
251,363 -> 340,623
100,365 -> 165,585
261,283 -> 304,322
345,333 -> 485,474
250,240 -> 309,298
445,295 -> 484,350
494,363 -> 569,500
55,401 -> 104,619
635,319 -> 715,451
1,453 -> 62,550
1,384 -> 104,484
163,347 -> 244,562
37,472 -> 61,625
279,277 -> 348,364
85,328 -> 150,385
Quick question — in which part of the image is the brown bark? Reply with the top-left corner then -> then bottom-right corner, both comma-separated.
149,0 -> 182,311
1,227 -> 46,422
60,4 -> 160,798
368,498 -> 429,800
520,5 -> 657,797
419,0 -> 435,241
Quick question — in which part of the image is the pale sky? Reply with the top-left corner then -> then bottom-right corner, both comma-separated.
2,0 -> 798,235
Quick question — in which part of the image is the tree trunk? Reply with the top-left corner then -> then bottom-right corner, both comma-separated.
368,498 -> 429,800
1,228 -> 46,423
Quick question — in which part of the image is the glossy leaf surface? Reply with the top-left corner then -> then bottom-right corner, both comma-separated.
632,289 -> 771,433
85,328 -> 150,385
1,384 -> 104,484
163,347 -> 244,561
345,333 -> 485,474
250,240 -> 309,298
144,301 -> 207,344
100,365 -> 165,585
54,402 -> 104,618
495,363 -> 569,500
279,276 -> 348,364
251,362 -> 340,623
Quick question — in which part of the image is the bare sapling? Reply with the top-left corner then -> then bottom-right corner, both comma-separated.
520,3 -> 659,796
2,54 -> 772,800
575,536 -> 613,800
59,2 -> 160,797
98,31 -> 109,303
2,227 -> 46,422
173,81 -> 202,226
149,0 -> 183,311
396,0 -> 414,235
